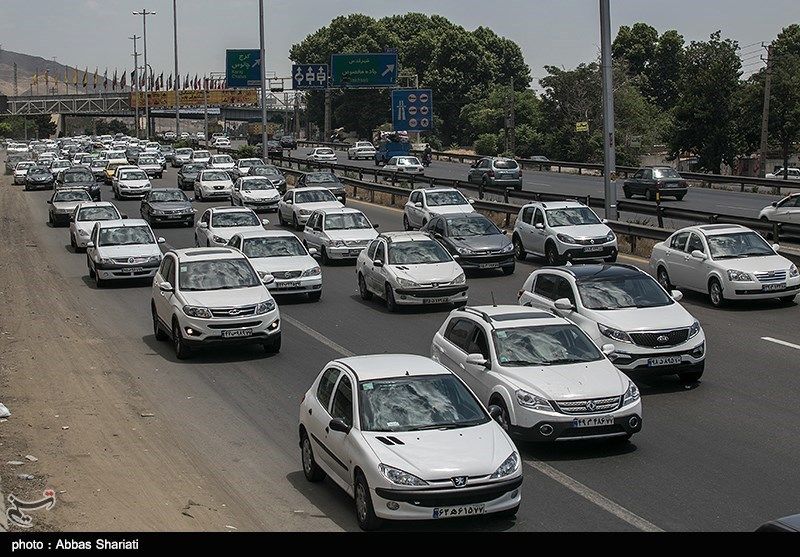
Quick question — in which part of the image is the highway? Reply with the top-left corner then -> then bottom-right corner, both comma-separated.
3,158 -> 800,532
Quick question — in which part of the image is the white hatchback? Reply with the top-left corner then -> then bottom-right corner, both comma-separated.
277,186 -> 343,230
195,207 -> 268,247
194,169 -> 233,201
403,187 -> 475,230
307,147 -> 337,163
759,193 -> 800,226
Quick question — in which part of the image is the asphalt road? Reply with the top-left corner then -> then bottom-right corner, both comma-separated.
6,160 -> 800,531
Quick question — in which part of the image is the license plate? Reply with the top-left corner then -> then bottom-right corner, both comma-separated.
479,262 -> 499,269
123,267 -> 145,273
432,504 -> 485,519
584,246 -> 603,252
572,415 -> 615,428
762,283 -> 786,292
221,329 -> 252,338
277,281 -> 301,289
422,297 -> 451,304
647,356 -> 682,367
349,249 -> 362,256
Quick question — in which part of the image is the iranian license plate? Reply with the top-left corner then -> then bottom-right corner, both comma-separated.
584,246 -> 603,252
221,329 -> 252,338
423,297 -> 451,304
648,355 -> 682,367
123,267 -> 145,273
762,283 -> 786,292
349,249 -> 362,256
277,281 -> 301,289
572,415 -> 614,428
432,504 -> 486,519
479,262 -> 499,269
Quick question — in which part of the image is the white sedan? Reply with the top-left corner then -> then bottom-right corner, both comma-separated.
112,167 -> 152,199
384,156 -> 424,174
277,186 -> 343,230
209,154 -> 236,172
299,354 -> 522,530
195,207 -> 268,247
194,169 -> 233,201
230,177 -> 281,211
403,187 -> 475,230
307,147 -> 337,164
759,193 -> 800,225
347,141 -> 376,160
69,202 -> 123,251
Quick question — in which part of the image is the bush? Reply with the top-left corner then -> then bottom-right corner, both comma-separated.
236,145 -> 260,159
474,133 -> 500,156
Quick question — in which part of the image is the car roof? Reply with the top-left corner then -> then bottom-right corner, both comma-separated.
235,229 -> 297,240
294,186 -> 332,193
96,218 -> 149,228
540,263 -> 642,281
681,224 -> 752,236
171,247 -> 244,261
522,200 -> 585,210
313,207 -> 363,216
413,186 -> 460,194
208,206 -> 255,214
457,305 -> 564,328
76,201 -> 116,209
332,354 -> 450,381
379,231 -> 432,243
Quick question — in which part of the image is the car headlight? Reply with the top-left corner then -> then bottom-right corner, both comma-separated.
78,229 -> 90,236
456,247 -> 474,255
145,255 -> 162,263
212,235 -> 226,243
95,256 -> 112,264
151,209 -> 166,215
515,389 -> 552,411
622,381 -> 640,406
301,266 -> 321,277
396,277 -> 419,288
378,464 -> 428,487
329,239 -> 346,248
727,269 -> 753,282
605,231 -> 616,242
688,320 -> 701,339
789,264 -> 798,278
500,242 -> 514,253
452,272 -> 466,285
255,300 -> 276,314
490,452 -> 519,479
182,305 -> 212,318
299,209 -> 311,216
557,233 -> 576,244
598,323 -> 632,344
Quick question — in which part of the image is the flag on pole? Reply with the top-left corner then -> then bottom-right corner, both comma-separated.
167,74 -> 172,90
93,67 -> 98,89
73,67 -> 78,88
64,66 -> 68,86
82,67 -> 88,88
194,74 -> 199,90
184,73 -> 190,90
44,69 -> 49,89
120,69 -> 126,90
158,72 -> 164,90
103,68 -> 108,90
112,69 -> 117,90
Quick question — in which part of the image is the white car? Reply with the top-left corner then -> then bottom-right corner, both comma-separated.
228,230 -> 322,301
13,161 -> 36,184
151,247 -> 280,359
85,219 -> 164,287
303,207 -> 379,264
432,305 -> 642,443
164,131 -> 177,141
759,193 -> 800,225
172,147 -> 194,167
195,206 -> 268,247
403,187 -> 475,230
47,188 -> 93,227
211,137 -> 231,148
195,132 -> 206,141
356,231 -> 468,311
384,156 -> 424,174
233,157 -> 265,178
209,154 -> 236,172
765,167 -> 800,180
298,354 -> 522,530
136,154 -> 163,178
49,159 -> 72,178
519,264 -> 706,383
180,132 -> 191,140
112,167 -> 152,200
191,149 -> 212,165
512,201 -> 617,265
194,168 -> 234,201
69,202 -> 123,251
307,147 -> 337,164
277,186 -> 343,230
230,176 -> 281,211
649,224 -> 800,307
346,141 -> 376,160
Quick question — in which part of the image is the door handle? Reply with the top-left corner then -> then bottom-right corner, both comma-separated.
308,408 -> 312,415
459,363 -> 465,370
325,426 -> 329,434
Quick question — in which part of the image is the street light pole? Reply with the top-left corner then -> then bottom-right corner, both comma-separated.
172,0 -> 181,137
258,0 -> 268,160
599,0 -> 618,220
130,35 -> 141,138
133,9 -> 156,139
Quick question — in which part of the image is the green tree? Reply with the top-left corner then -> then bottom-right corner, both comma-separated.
460,86 -> 543,157
769,24 -> 800,177
613,23 -> 659,77
474,133 -> 501,156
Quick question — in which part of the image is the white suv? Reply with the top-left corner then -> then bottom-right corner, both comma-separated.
431,305 -> 642,442
512,201 -> 617,265
151,247 -> 281,359
194,169 -> 233,201
403,187 -> 475,230
299,354 -> 522,530
519,264 -> 706,383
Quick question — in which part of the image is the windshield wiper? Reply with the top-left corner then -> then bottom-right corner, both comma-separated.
408,422 -> 465,431
547,358 -> 589,365
502,359 -> 546,366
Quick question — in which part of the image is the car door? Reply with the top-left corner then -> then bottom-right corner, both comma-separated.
674,232 -> 708,292
463,324 -> 492,403
529,208 -> 547,255
197,210 -> 212,245
516,206 -> 536,253
628,169 -> 644,194
552,275 -> 591,328
435,317 -> 479,389
406,191 -> 422,228
153,254 -> 176,322
366,240 -> 388,293
774,196 -> 800,224
661,232 -> 690,286
325,372 -> 356,486
280,191 -> 294,221
231,179 -> 241,204
304,213 -> 322,249
305,368 -> 341,475
524,273 -> 559,311
86,224 -> 100,267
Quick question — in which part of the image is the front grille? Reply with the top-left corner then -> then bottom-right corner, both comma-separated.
560,424 -> 625,438
112,257 -> 150,264
346,240 -> 369,248
207,320 -> 261,330
554,396 -> 621,415
272,270 -> 301,279
209,305 -> 257,318
629,328 -> 689,348
754,270 -> 787,283
574,237 -> 609,246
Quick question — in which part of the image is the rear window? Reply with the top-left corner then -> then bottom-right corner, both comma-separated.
494,160 -> 518,169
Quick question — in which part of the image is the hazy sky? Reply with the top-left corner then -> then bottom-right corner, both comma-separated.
1,0 -> 798,88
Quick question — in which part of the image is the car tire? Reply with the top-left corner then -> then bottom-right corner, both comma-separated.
545,242 -> 564,266
172,320 -> 191,360
513,235 -> 526,261
623,186 -> 632,199
779,294 -> 796,305
300,430 -> 326,482
308,290 -> 322,302
293,214 -> 302,231
403,214 -> 411,231
708,278 -> 725,307
70,234 -> 77,251
321,248 -> 330,266
94,270 -> 104,288
358,274 -> 372,301
385,283 -> 398,312
113,188 -> 119,200
263,333 -> 281,354
186,219 -> 194,228
196,190 -> 203,202
645,189 -> 654,201
675,194 -> 685,201
277,210 -> 285,226
657,267 -> 672,291
490,397 -> 512,433
502,264 -> 515,276
87,261 -> 95,279
354,471 -> 383,531
679,366 -> 703,383
152,305 -> 168,341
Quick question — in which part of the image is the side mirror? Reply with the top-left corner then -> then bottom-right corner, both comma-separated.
601,218 -> 609,224
414,201 -> 422,208
261,218 -> 270,227
121,214 -> 128,219
671,290 -> 683,302
690,250 -> 707,260
328,418 -> 351,434
501,229 -> 508,235
198,221 -> 208,229
466,353 -> 489,368
159,281 -> 173,293
46,200 -> 52,204
86,241 -> 95,248
373,223 -> 380,229
259,271 -> 275,285
601,344 -> 615,357
308,247 -> 318,256
433,232 -> 442,239
468,198 -> 476,205
554,298 -> 574,311
286,199 -> 293,205
157,237 -> 166,244
771,202 -> 777,207
534,222 -> 544,230
373,259 -> 384,268
772,243 -> 780,252
488,405 -> 503,424
69,215 -> 75,223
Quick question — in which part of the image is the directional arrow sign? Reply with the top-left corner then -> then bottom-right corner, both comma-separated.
392,89 -> 433,132
226,49 -> 262,88
292,64 -> 328,90
330,53 -> 398,88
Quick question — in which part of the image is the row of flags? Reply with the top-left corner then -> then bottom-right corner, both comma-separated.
30,67 -> 228,91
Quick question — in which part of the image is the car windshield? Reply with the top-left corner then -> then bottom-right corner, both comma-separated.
546,207 -> 601,227
97,226 -> 154,246
359,374 -> 489,432
242,236 -> 306,258
494,159 -> 518,169
176,149 -> 193,156
388,240 -> 452,264
578,274 -> 673,309
653,168 -> 681,179
397,157 -> 421,165
182,164 -> 204,173
149,190 -> 187,202
493,325 -> 602,367
306,173 -> 338,184
212,155 -> 233,164
17,162 -> 34,169
212,212 -> 259,227
316,148 -> 334,155
54,191 -> 91,202
240,179 -> 274,191
29,168 -> 50,176
178,259 -> 260,291
252,166 -> 280,176
707,232 -> 774,259
194,151 -> 210,158
138,157 -> 156,164
324,212 -> 371,230
239,159 -> 261,167
202,171 -> 230,181
78,206 -> 119,221
120,170 -> 147,180
446,216 -> 500,236
92,160 -> 108,168
295,190 -> 336,204
425,191 -> 469,207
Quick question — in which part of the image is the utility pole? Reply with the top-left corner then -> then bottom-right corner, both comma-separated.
203,87 -> 208,147
133,9 -> 156,139
324,89 -> 331,141
172,0 -> 181,137
599,0 -> 618,220
758,43 -> 773,178
258,0 -> 268,160
130,35 -> 141,139
13,62 -> 18,96
506,77 -> 516,155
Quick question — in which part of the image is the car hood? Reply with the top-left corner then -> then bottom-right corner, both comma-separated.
710,254 -> 793,273
209,225 -> 264,241
239,189 -> 280,201
450,235 -> 511,251
119,179 -> 151,188
390,261 -> 463,283
150,201 -> 192,211
200,180 -> 232,187
586,303 -> 695,332
179,285 -> 271,308
362,420 -> 514,480
496,360 -> 626,400
212,163 -> 236,169
326,229 -> 378,242
62,180 -> 97,188
53,200 -> 88,211
295,201 -> 344,211
552,223 -> 611,238
429,205 -> 475,216
139,163 -> 160,169
97,243 -> 161,259
249,255 -> 317,273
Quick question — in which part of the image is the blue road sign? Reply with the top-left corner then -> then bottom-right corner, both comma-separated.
392,89 -> 433,132
292,64 -> 328,90
226,49 -> 261,88
330,53 -> 398,88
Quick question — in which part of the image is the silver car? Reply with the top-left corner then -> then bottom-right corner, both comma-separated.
468,157 -> 522,191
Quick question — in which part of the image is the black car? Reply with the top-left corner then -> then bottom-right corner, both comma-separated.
176,162 -> 207,190
5,153 -> 27,175
160,145 -> 176,162
125,147 -> 142,165
266,140 -> 283,156
756,513 -> 800,532
295,171 -> 346,204
422,213 -> 515,275
247,165 -> 287,194
623,166 -> 688,201
140,188 -> 195,227
57,167 -> 101,201
279,135 -> 297,149
24,166 -> 55,190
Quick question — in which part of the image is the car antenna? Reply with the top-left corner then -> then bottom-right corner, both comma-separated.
491,291 -> 497,307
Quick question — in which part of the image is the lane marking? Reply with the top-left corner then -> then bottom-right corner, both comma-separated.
282,315 -> 355,357
524,459 -> 664,532
761,337 -> 800,351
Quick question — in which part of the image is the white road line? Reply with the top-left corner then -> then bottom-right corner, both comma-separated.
524,459 -> 664,532
761,337 -> 800,351
283,315 -> 355,357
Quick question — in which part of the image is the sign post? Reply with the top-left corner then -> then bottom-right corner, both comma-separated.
330,53 -> 398,88
226,49 -> 262,88
575,121 -> 589,133
292,64 -> 328,90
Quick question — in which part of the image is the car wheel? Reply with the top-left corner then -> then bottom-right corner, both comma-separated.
675,194 -> 685,201
513,235 -> 526,261
152,304 -> 168,341
277,210 -> 285,226
354,472 -> 383,531
293,214 -> 302,231
300,431 -> 326,482
502,264 -> 515,276
358,274 -> 372,301
94,270 -> 104,288
657,267 -> 672,291
708,278 -> 725,307
263,333 -> 281,354
87,260 -> 96,279
545,242 -> 564,266
623,187 -> 632,199
308,290 -> 322,302
385,283 -> 398,312
490,397 -> 511,433
403,214 -> 411,231
113,188 -> 119,200
779,294 -> 796,305
70,234 -> 77,251
172,320 -> 191,360
645,188 -> 654,201
186,219 -> 194,228
196,190 -> 203,202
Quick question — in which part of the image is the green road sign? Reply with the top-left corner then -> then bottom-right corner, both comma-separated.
226,49 -> 261,88
575,121 -> 589,133
330,53 -> 398,88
